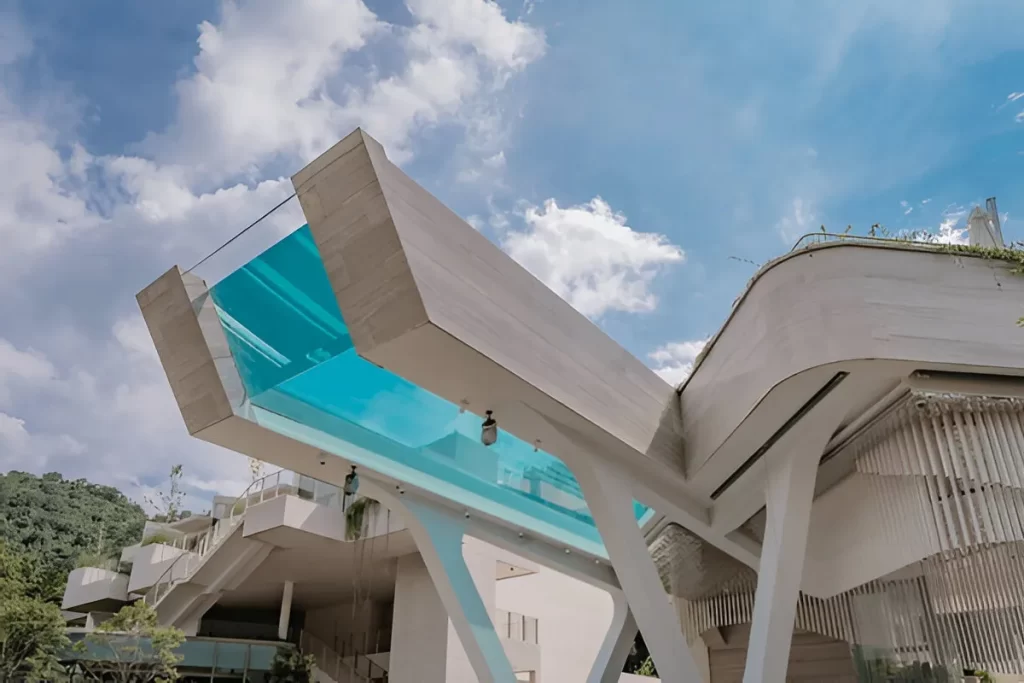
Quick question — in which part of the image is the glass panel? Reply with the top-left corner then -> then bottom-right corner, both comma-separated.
296,475 -> 316,501
524,616 -> 538,644
179,639 -> 216,669
187,193 -> 303,296
214,641 -> 248,674
209,225 -> 650,555
246,644 -> 281,672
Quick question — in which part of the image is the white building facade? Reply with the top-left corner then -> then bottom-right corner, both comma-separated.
117,127 -> 1024,682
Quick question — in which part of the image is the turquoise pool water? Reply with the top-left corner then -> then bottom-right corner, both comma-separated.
208,225 -> 649,555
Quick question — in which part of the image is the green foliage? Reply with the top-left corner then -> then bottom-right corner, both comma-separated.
852,649 -> 951,683
623,632 -> 656,677
145,464 -> 185,523
0,471 -> 146,593
635,656 -> 657,677
140,532 -> 175,547
77,600 -> 184,683
344,498 -> 379,541
268,647 -> 315,683
0,542 -> 69,682
75,549 -> 118,571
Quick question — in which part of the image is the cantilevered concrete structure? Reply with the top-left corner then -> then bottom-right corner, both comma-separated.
138,128 -> 1024,682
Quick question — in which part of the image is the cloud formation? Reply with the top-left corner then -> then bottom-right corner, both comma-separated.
648,339 -> 708,386
0,0 -> 546,508
501,197 -> 685,318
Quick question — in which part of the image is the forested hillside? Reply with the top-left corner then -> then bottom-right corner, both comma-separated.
0,471 -> 146,593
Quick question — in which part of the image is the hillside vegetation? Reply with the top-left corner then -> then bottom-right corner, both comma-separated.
0,471 -> 146,597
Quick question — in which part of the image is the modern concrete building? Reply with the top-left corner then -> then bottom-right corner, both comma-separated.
127,127 -> 1024,682
63,470 -> 659,682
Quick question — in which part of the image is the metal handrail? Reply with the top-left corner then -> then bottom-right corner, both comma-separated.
143,470 -> 345,609
301,630 -> 389,682
789,230 -> 975,253
144,472 -> 281,608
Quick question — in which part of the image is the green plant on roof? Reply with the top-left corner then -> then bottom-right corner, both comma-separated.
345,498 -> 380,541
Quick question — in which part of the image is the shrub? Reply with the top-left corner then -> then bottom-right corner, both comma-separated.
140,532 -> 174,547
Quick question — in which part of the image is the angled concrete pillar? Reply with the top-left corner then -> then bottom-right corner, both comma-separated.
574,464 -> 704,682
587,589 -> 638,683
379,492 -> 516,683
741,383 -> 856,683
278,580 -> 294,640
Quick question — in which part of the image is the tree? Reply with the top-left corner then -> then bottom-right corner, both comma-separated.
78,601 -> 184,683
145,465 -> 185,523
0,543 -> 69,682
0,471 -> 146,589
268,647 -> 315,683
248,457 -> 266,484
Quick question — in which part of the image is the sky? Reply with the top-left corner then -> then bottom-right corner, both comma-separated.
0,0 -> 1022,512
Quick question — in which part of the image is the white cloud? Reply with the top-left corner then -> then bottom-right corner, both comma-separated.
1016,111 -> 1024,123
139,0 -> 381,181
775,197 -> 817,243
0,410 -> 86,473
0,339 -> 56,407
501,197 -> 685,318
933,204 -> 969,244
0,91 -> 103,274
1009,92 -> 1024,102
139,0 -> 544,181
407,0 -> 545,70
0,328 -> 251,503
648,339 -> 708,386
0,0 -> 547,507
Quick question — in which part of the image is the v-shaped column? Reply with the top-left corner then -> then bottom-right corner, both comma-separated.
374,490 -> 517,683
574,464 -> 705,682
741,374 -> 857,683
587,589 -> 639,683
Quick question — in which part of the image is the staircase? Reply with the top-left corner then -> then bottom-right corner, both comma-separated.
301,630 -> 389,683
142,471 -> 300,627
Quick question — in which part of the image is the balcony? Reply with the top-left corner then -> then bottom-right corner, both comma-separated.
61,567 -> 129,613
237,470 -> 406,545
127,542 -> 194,595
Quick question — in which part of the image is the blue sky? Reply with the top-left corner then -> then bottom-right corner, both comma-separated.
0,0 -> 1022,508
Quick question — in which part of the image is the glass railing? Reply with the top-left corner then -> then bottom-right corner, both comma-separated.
144,470 -> 351,609
143,521 -> 232,608
225,469 -> 344,520
65,632 -> 289,676
790,230 -> 971,253
185,192 -> 303,297
495,609 -> 539,645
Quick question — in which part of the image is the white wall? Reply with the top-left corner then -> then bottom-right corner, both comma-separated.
389,553 -> 452,683
61,567 -> 128,610
127,543 -> 191,594
494,558 -> 614,683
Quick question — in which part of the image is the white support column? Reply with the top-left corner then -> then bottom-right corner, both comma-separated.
741,445 -> 821,683
574,464 -> 704,682
587,589 -> 638,683
278,580 -> 294,640
741,389 -> 853,683
383,494 -> 517,683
